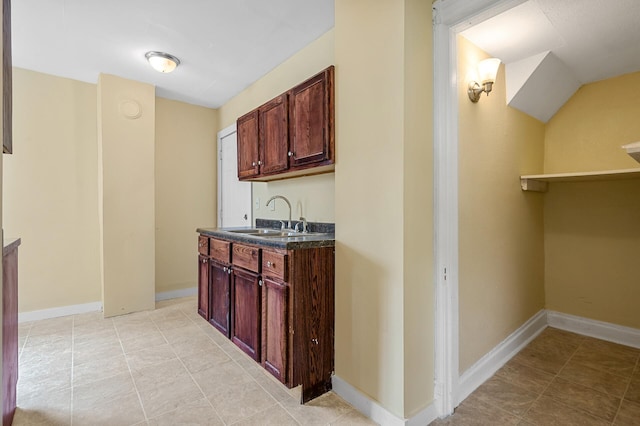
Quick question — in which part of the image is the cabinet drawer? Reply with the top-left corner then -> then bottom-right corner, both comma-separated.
232,243 -> 260,273
262,251 -> 288,282
210,239 -> 231,264
198,236 -> 209,256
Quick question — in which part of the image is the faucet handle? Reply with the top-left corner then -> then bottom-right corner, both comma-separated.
278,220 -> 286,230
297,216 -> 307,233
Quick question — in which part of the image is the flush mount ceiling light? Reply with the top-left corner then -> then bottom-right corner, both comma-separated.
145,51 -> 180,73
468,57 -> 501,102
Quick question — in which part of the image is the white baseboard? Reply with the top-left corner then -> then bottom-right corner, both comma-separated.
457,309 -> 547,405
18,301 -> 103,323
407,403 -> 439,426
332,375 -> 405,426
18,288 -> 199,323
547,310 -> 640,350
332,375 -> 438,426
155,287 -> 198,301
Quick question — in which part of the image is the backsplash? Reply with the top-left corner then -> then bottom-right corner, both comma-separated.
255,218 -> 335,234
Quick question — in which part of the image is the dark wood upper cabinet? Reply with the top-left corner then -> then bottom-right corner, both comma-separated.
236,110 -> 259,179
236,65 -> 334,182
2,0 -> 11,155
259,94 -> 289,174
289,66 -> 333,167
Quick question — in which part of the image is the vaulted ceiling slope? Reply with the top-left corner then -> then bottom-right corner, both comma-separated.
12,0 -> 334,108
461,0 -> 640,122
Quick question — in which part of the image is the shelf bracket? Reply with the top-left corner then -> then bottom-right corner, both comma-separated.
520,178 -> 548,192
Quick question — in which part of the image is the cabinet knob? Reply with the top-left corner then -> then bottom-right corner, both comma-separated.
267,261 -> 273,267
259,280 -> 263,287
223,267 -> 227,272
228,267 -> 232,275
258,160 -> 262,165
252,161 -> 257,167
288,151 -> 294,157
311,338 -> 318,345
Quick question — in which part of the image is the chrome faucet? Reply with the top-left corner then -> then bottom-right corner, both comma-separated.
266,195 -> 292,229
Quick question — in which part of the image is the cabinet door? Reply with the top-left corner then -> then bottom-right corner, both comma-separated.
259,94 -> 289,175
197,255 -> 209,320
262,278 -> 288,383
231,268 -> 261,361
209,261 -> 231,337
289,66 -> 334,167
237,110 -> 260,179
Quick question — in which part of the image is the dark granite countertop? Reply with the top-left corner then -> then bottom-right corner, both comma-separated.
197,219 -> 334,250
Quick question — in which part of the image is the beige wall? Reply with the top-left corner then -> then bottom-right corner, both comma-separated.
98,74 -> 156,317
544,72 -> 640,174
402,0 -> 434,417
155,98 -> 217,294
335,0 -> 434,418
217,30 -> 335,224
457,36 -> 546,373
5,69 -> 101,312
544,72 -> 640,329
6,69 -> 217,314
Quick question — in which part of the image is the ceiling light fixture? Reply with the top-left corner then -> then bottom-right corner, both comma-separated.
145,51 -> 180,73
468,57 -> 501,102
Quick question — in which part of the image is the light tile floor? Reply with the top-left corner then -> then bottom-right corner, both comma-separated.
430,327 -> 640,425
14,296 -> 378,426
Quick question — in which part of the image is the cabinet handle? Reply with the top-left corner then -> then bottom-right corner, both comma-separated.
288,151 -> 294,157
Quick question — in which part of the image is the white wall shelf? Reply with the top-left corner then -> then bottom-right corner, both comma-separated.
520,168 -> 640,192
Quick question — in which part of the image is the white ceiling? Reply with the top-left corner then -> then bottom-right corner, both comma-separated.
461,0 -> 640,122
12,0 -> 334,108
13,1 -> 640,116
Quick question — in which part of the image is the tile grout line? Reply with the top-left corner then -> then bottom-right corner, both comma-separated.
151,309 -> 228,426
113,315 -> 151,424
15,298 -> 365,426
522,334 -> 629,424
516,333 -> 584,422
612,351 -> 640,425
183,306 -> 302,425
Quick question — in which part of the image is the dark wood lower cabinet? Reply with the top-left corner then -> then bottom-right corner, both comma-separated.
262,278 -> 289,383
291,246 -> 335,402
197,234 -> 334,403
3,239 -> 20,426
231,268 -> 261,361
197,255 -> 209,320
209,260 -> 231,337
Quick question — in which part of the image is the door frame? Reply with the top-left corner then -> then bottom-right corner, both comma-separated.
217,123 -> 252,228
432,0 -> 527,416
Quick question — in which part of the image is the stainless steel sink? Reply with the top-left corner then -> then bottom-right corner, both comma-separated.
226,228 -> 281,235
225,228 -> 330,239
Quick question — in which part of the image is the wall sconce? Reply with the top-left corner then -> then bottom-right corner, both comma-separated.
468,58 -> 501,102
145,51 -> 181,73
